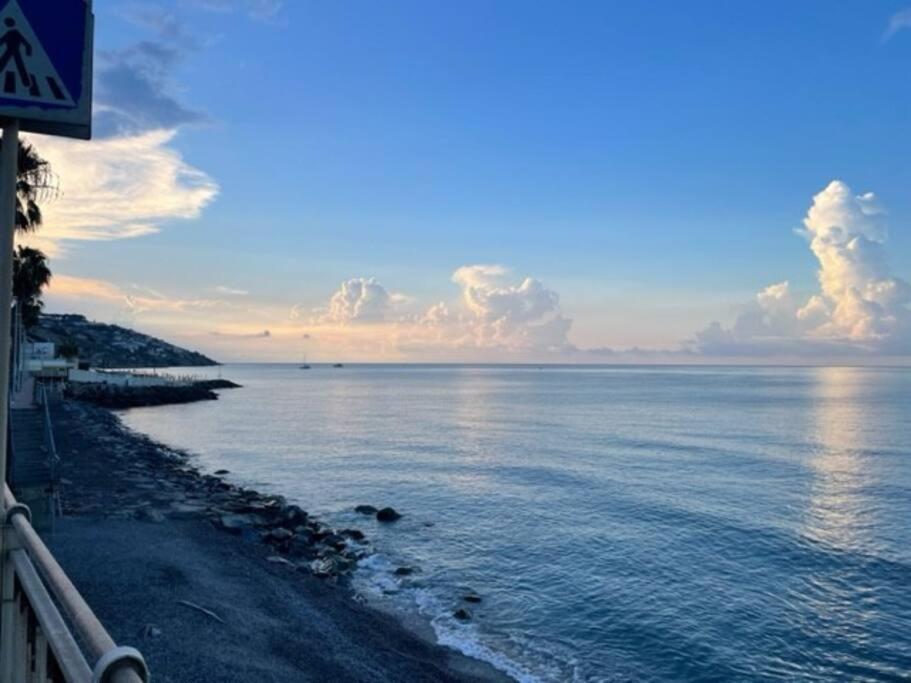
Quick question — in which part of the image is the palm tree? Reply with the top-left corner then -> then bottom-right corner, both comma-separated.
12,246 -> 51,328
14,141 -> 56,233
0,140 -> 57,328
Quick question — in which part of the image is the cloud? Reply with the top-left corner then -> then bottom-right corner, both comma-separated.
301,266 -> 573,355
14,7 -> 219,257
192,0 -> 284,20
210,329 -> 271,339
884,8 -> 911,41
314,278 -> 395,324
215,286 -> 250,296
693,181 -> 911,356
94,49 -> 206,138
95,8 -> 206,138
448,265 -> 573,351
48,275 -> 226,316
22,130 -> 218,255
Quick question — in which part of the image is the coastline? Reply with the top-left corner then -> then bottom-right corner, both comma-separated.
46,398 -> 511,682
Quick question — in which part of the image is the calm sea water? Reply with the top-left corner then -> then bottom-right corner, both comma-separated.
121,365 -> 911,682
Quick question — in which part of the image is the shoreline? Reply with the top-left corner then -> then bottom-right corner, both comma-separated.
46,398 -> 511,682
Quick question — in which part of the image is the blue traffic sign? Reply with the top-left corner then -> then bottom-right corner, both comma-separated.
0,0 -> 93,139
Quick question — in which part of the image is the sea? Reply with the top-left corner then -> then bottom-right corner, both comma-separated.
119,364 -> 911,682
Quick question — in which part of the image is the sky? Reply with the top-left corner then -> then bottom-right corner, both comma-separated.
17,0 -> 911,363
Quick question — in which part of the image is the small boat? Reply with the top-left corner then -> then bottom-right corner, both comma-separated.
300,352 -> 311,370
333,363 -> 344,368
300,364 -> 311,370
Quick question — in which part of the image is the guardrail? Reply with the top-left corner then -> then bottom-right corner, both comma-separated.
1,490 -> 149,682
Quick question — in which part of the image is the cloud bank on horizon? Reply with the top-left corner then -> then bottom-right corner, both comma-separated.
44,179 -> 911,362
290,266 -> 573,359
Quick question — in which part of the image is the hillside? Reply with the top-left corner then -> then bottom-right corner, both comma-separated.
31,314 -> 218,368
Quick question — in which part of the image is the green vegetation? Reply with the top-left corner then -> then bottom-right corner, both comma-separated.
13,245 -> 51,328
2,139 -> 57,328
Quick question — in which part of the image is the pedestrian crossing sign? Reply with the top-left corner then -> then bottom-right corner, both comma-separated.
0,0 -> 93,140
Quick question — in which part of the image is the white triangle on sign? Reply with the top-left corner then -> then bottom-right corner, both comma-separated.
0,0 -> 75,106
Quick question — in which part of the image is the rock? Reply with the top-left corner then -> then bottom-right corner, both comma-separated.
394,567 -> 415,576
341,528 -> 366,542
215,514 -> 250,535
376,507 -> 402,523
355,505 -> 378,515
322,533 -> 347,550
287,536 -> 318,560
453,608 -> 472,621
214,469 -> 230,475
168,502 -> 207,520
308,558 -> 334,578
281,504 -> 308,526
141,624 -> 162,639
463,594 -> 482,604
268,527 -> 294,542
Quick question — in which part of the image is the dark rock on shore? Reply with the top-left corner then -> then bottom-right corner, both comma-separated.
394,567 -> 415,576
463,594 -> 482,604
355,505 -> 378,515
341,528 -> 366,541
376,507 -> 402,522
196,379 -> 243,390
453,609 -> 472,621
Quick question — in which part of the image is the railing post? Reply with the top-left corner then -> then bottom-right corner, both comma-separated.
0,523 -> 20,683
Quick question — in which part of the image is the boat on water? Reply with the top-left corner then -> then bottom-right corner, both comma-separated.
333,363 -> 344,368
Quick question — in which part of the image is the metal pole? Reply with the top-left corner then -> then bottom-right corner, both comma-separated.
0,119 -> 20,679
0,120 -> 18,504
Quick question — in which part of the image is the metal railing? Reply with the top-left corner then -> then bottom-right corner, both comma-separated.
1,484 -> 149,682
36,386 -> 61,500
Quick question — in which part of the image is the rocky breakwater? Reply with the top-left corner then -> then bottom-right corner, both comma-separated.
65,379 -> 243,409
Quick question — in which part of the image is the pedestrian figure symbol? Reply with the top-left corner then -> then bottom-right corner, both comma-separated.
0,18 -> 33,89
0,1 -> 73,105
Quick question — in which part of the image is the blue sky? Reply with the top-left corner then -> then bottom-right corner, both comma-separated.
27,1 -> 911,361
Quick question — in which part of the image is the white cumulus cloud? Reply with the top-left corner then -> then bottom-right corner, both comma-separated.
303,266 -> 573,355
314,278 -> 394,324
22,130 -> 218,256
448,265 -> 572,351
693,181 -> 911,356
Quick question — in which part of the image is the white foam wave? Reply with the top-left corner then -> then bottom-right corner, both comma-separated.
414,588 -> 543,683
354,555 -> 569,682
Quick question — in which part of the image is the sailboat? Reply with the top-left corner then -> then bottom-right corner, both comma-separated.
300,353 -> 311,370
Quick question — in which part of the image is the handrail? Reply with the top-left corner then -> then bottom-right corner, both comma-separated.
38,384 -> 60,482
9,549 -> 93,682
2,484 -> 148,682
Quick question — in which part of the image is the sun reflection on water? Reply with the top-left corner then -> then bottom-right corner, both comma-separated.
803,366 -> 879,554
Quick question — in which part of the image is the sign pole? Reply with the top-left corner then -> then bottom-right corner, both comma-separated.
0,118 -> 18,674
0,119 -> 17,505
